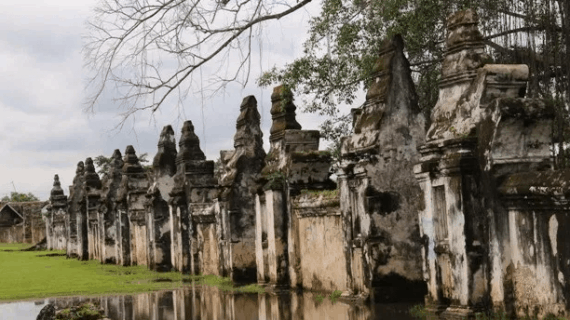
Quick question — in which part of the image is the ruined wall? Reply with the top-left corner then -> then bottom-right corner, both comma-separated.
497,171 -> 570,317
121,146 -> 151,266
256,85 -> 337,291
292,192 -> 347,293
218,95 -> 266,281
169,121 -> 218,274
339,35 -> 426,298
99,150 -> 123,264
68,161 -> 86,259
47,174 -> 68,250
0,201 -> 48,244
414,9 -> 568,319
146,125 -> 176,271
85,158 -> 103,261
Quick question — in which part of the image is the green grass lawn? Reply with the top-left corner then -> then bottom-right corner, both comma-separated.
0,243 -> 188,301
0,243 -> 262,301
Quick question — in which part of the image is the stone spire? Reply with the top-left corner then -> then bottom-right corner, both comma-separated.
220,96 -> 266,186
72,161 -> 85,186
122,145 -> 144,174
109,149 -> 124,176
50,174 -> 67,208
152,125 -> 177,177
269,85 -> 302,141
84,158 -> 102,189
440,9 -> 489,87
176,121 -> 206,167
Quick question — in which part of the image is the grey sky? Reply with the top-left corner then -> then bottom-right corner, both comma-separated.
0,1 -> 357,200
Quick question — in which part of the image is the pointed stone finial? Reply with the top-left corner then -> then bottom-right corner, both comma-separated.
85,157 -> 102,189
176,120 -> 206,166
234,96 -> 263,148
72,161 -> 85,186
269,85 -> 302,140
76,161 -> 85,175
441,9 -> 489,86
50,174 -> 64,198
122,145 -> 144,174
153,125 -> 177,176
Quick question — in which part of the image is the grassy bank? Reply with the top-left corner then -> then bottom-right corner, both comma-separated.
0,243 -> 262,301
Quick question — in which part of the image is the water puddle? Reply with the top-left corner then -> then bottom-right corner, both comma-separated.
0,286 -> 418,319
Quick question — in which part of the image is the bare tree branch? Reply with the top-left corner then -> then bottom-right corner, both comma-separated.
83,0 -> 312,126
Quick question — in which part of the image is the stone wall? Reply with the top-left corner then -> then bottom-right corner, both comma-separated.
414,9 -> 569,319
339,34 -> 426,299
0,201 -> 47,244
40,14 -> 570,317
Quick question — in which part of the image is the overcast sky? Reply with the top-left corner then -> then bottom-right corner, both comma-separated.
0,1 -> 358,201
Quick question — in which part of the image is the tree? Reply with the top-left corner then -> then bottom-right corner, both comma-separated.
85,0 -> 570,164
259,0 -> 570,162
2,192 -> 40,202
94,152 -> 150,177
84,0 -> 313,126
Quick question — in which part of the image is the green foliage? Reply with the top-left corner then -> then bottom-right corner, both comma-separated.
94,152 -> 150,177
1,192 -> 40,202
409,305 -> 435,319
314,294 -> 325,303
189,274 -> 265,294
259,0 -> 570,155
329,290 -> 343,303
263,170 -> 286,190
56,303 -> 104,320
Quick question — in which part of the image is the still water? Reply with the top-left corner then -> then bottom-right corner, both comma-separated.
0,285 -> 418,320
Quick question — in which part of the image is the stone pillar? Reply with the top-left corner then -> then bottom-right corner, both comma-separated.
218,95 -> 266,281
413,10 -> 548,318
85,157 -> 102,261
48,174 -> 68,251
100,149 -> 123,264
68,161 -> 86,259
169,120 -> 208,273
256,86 -> 335,290
338,35 -> 427,300
146,125 -> 177,271
121,145 -> 151,266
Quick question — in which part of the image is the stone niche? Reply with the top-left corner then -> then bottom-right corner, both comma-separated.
338,34 -> 427,300
218,95 -> 266,282
99,149 -> 123,264
255,85 -> 336,290
46,174 -> 68,251
85,157 -> 103,262
145,125 -> 177,272
414,9 -> 567,319
117,146 -> 151,266
169,121 -> 219,275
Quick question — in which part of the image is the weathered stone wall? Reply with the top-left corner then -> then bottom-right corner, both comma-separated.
218,95 -> 266,281
99,150 -> 123,264
256,85 -> 337,292
121,146 -> 151,266
339,34 -> 426,299
414,9 -> 569,319
146,125 -> 176,271
0,201 -> 48,244
292,192 -> 347,293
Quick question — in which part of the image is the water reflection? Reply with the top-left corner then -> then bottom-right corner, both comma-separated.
0,286 -> 418,320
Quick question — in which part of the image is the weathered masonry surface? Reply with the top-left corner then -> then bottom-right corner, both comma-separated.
0,201 -> 47,244
43,9 -> 570,318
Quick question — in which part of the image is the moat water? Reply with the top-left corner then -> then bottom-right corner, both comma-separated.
0,285 -> 419,320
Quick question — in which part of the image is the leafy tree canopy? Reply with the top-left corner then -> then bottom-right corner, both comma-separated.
2,192 -> 40,202
94,152 -> 150,177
